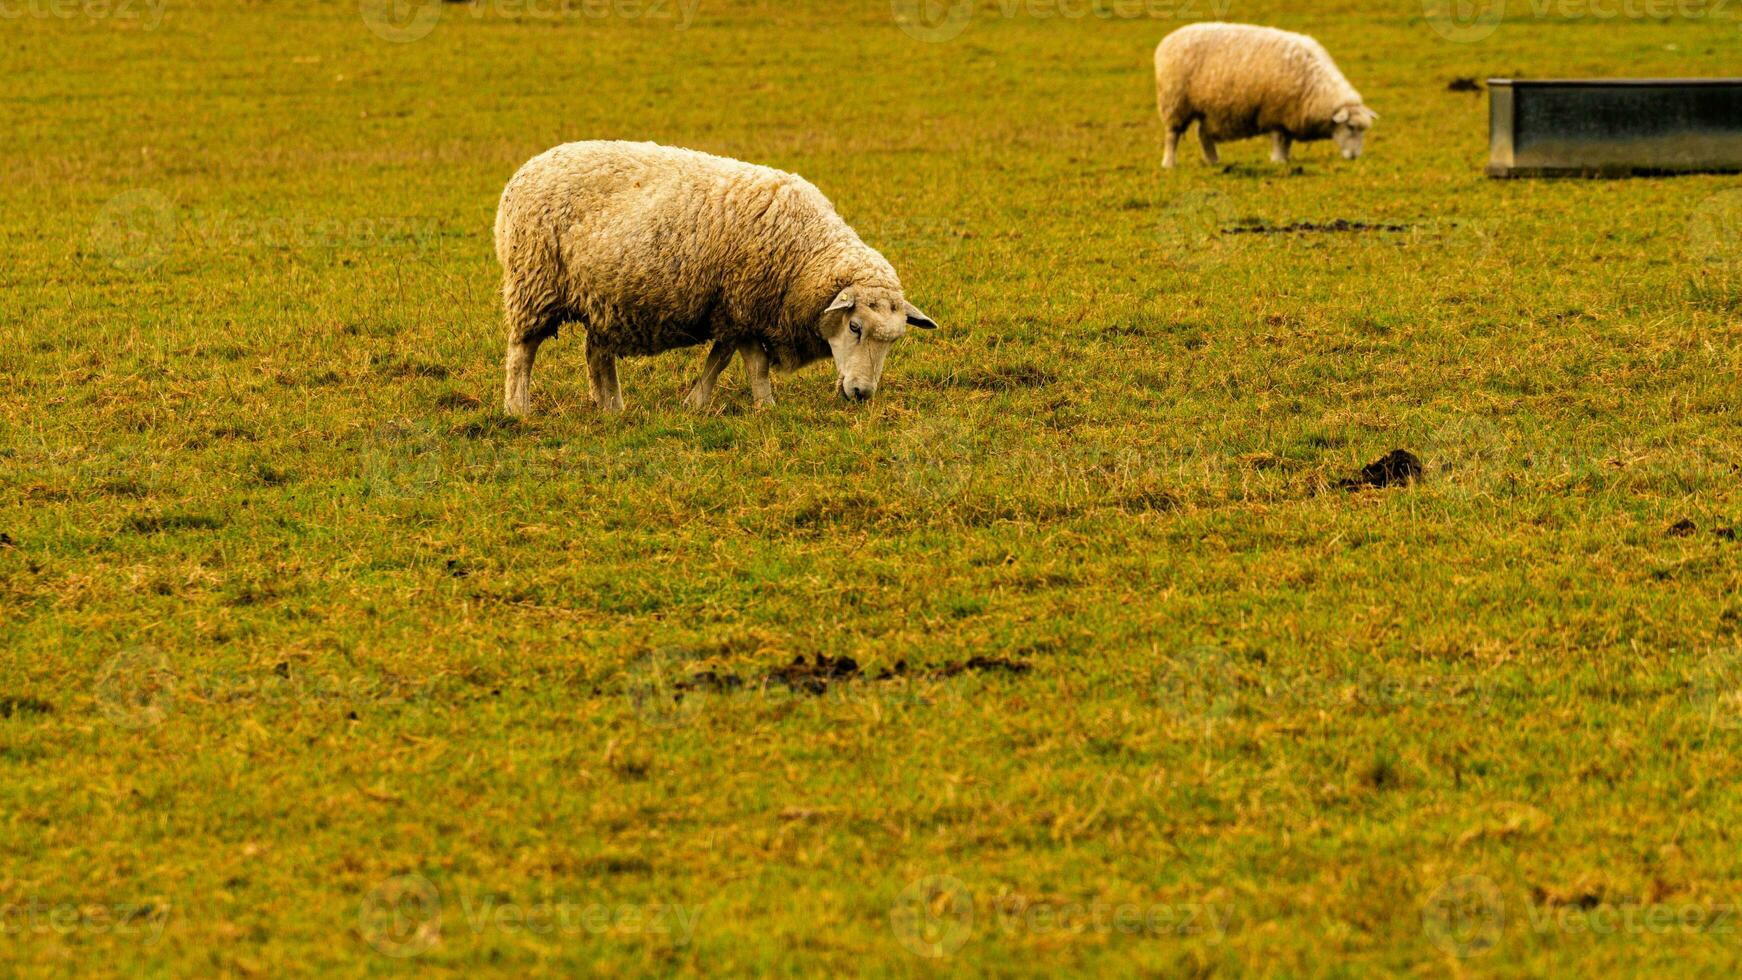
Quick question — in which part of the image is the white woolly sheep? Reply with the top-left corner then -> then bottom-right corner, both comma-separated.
495,141 -> 937,416
1155,23 -> 1377,168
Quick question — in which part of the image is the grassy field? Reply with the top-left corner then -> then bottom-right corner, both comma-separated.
5,0 -> 1742,973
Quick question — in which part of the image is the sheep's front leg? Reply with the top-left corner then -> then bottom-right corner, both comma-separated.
1270,132 -> 1292,164
586,342 -> 625,413
1163,128 -> 1182,169
1198,128 -> 1220,166
504,336 -> 545,417
683,341 -> 736,411
738,341 -> 775,409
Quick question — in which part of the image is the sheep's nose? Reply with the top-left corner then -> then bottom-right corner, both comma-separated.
846,384 -> 874,402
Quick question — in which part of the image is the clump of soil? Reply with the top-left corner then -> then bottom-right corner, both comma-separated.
1448,77 -> 1483,92
764,654 -> 868,695
958,364 -> 1058,391
936,656 -> 1032,678
1228,219 -> 1412,235
1667,518 -> 1698,537
125,513 -> 227,535
435,390 -> 482,410
675,669 -> 744,694
0,696 -> 53,719
664,653 -> 1031,698
1341,449 -> 1423,490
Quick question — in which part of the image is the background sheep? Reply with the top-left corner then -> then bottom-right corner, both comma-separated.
1155,23 -> 1377,168
495,141 -> 937,416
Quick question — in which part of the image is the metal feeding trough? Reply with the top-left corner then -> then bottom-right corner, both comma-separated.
1487,78 -> 1742,177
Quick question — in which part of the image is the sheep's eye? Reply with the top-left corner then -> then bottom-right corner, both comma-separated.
849,322 -> 862,337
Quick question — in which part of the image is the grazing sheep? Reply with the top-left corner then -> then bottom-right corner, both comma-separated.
1154,23 -> 1377,168
495,141 -> 937,416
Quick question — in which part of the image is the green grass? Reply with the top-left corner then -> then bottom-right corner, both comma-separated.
5,0 -> 1742,973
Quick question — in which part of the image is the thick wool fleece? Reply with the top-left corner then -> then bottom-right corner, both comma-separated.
1155,23 -> 1363,142
494,140 -> 902,372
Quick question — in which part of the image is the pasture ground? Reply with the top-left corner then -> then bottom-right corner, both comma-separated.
4,0 -> 1742,973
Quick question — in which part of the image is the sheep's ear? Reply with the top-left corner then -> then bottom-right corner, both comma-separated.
904,302 -> 938,330
825,289 -> 856,314
1333,107 -> 1351,124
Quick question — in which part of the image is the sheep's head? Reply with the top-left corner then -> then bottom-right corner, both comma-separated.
1332,105 -> 1378,160
822,287 -> 936,403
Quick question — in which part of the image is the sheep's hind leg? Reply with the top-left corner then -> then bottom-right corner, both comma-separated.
504,315 -> 555,417
739,341 -> 775,409
586,341 -> 625,414
1163,127 -> 1183,169
683,341 -> 736,411
1270,132 -> 1292,164
1197,127 -> 1220,166
504,338 -> 543,417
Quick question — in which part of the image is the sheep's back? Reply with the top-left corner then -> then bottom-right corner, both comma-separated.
496,141 -> 815,357
1156,24 -> 1351,137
